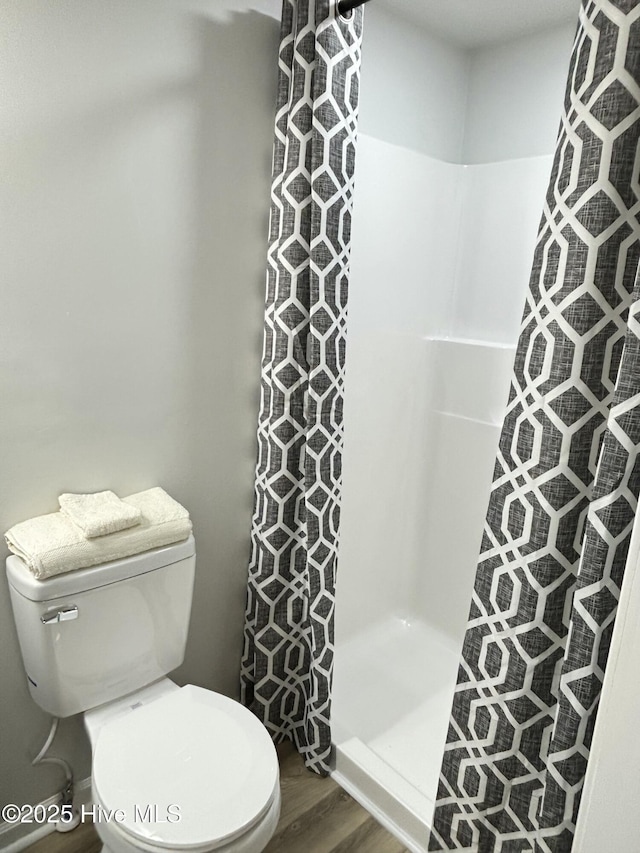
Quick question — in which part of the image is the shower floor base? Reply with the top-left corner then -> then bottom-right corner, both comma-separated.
331,617 -> 460,853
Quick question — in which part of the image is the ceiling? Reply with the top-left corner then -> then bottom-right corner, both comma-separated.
375,0 -> 581,48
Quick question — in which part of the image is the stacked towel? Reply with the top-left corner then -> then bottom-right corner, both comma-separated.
59,490 -> 142,538
5,487 -> 192,580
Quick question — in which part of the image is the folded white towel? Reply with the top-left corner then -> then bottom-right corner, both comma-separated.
59,490 -> 142,538
5,487 -> 192,580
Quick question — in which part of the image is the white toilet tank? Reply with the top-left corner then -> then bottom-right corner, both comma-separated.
6,536 -> 195,717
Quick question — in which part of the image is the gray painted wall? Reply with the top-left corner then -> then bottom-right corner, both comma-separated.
358,5 -> 575,165
358,5 -> 469,162
463,22 -> 576,163
1,0 -> 279,812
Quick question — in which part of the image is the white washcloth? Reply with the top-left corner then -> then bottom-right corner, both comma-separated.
5,487 -> 192,580
59,490 -> 142,538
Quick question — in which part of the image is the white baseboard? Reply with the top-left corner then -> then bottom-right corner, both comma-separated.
0,777 -> 92,853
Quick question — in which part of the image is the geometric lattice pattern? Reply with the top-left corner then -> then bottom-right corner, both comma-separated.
430,2 -> 640,849
240,0 -> 363,775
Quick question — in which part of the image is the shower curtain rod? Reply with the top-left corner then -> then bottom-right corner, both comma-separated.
337,0 -> 371,16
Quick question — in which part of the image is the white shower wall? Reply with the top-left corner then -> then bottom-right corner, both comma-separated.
411,339 -> 516,641
333,135 -> 555,850
335,137 -> 462,640
332,11 -> 575,848
451,157 -> 555,343
337,135 -> 553,646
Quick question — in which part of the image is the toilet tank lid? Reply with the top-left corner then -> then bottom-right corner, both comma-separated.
5,535 -> 195,602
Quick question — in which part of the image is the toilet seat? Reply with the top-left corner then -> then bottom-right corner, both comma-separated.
92,685 -> 279,851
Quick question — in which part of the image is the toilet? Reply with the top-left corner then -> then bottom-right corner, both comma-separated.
6,536 -> 280,853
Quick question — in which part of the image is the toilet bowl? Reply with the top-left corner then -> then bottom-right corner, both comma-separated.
5,536 -> 281,853
83,679 -> 280,853
84,679 -> 280,853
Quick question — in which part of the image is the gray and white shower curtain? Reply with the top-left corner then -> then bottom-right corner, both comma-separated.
240,0 -> 363,775
430,2 -> 640,851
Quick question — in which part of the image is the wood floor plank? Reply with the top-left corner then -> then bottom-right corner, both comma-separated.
265,785 -> 369,853
331,815 -> 409,853
276,746 -> 340,829
24,821 -> 100,853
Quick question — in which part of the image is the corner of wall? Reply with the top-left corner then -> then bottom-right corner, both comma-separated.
461,20 -> 575,165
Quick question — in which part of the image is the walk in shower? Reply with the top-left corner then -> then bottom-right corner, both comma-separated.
331,4 -> 579,850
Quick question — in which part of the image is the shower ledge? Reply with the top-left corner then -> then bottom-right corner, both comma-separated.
332,736 -> 431,853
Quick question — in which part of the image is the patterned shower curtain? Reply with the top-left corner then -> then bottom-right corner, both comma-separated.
240,0 -> 363,775
430,2 -> 640,851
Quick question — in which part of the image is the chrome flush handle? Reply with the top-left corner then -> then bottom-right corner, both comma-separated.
41,606 -> 79,625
